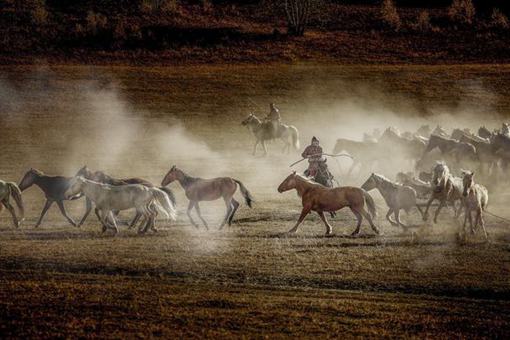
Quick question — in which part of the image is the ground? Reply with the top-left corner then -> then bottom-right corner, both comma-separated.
0,64 -> 509,337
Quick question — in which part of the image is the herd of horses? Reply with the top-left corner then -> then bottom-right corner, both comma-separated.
0,166 -> 253,234
0,122 -> 503,240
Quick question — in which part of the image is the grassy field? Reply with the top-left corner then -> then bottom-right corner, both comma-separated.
0,64 -> 509,337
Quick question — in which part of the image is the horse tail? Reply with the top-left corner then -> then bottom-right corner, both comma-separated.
158,186 -> 176,206
362,189 -> 377,218
7,182 -> 24,222
234,179 -> 254,208
291,126 -> 300,150
151,188 -> 177,221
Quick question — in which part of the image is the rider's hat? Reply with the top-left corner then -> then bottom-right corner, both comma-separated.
312,136 -> 319,143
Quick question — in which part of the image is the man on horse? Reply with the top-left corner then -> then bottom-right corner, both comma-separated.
302,136 -> 333,183
264,103 -> 281,137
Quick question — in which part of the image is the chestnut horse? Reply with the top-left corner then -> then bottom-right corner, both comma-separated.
277,172 -> 379,236
161,166 -> 253,230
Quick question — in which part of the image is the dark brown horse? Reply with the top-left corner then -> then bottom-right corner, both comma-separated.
278,172 -> 379,236
76,166 -> 176,231
161,166 -> 253,230
18,168 -> 82,228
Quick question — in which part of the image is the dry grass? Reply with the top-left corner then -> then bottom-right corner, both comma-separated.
0,64 -> 509,337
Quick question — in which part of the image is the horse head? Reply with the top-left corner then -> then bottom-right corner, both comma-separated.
461,170 -> 474,197
76,165 -> 92,179
241,113 -> 258,126
162,165 -> 179,186
361,173 -> 378,191
18,168 -> 42,191
277,171 -> 297,193
432,161 -> 449,193
65,176 -> 85,199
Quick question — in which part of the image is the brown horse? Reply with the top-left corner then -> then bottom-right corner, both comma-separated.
161,166 -> 253,230
277,172 -> 379,236
76,166 -> 176,231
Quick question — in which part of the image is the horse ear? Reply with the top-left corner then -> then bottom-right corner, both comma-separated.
292,171 -> 296,175
471,171 -> 475,177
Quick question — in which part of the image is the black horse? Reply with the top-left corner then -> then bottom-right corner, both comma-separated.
19,168 -> 83,228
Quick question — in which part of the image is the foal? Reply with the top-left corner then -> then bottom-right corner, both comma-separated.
0,180 -> 24,228
461,171 -> 489,240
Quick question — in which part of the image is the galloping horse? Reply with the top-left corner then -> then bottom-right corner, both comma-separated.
423,162 -> 464,223
19,168 -> 82,228
161,166 -> 253,229
241,113 -> 300,155
278,172 -> 379,236
0,180 -> 24,228
461,170 -> 489,240
362,173 -> 423,229
65,177 -> 176,234
76,166 -> 176,228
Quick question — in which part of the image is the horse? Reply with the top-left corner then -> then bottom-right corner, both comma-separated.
333,138 -> 381,177
416,125 -> 431,138
76,166 -> 176,229
18,168 -> 83,228
277,172 -> 379,236
161,166 -> 253,230
65,177 -> 176,234
0,180 -> 24,228
395,172 -> 431,199
459,134 -> 498,175
423,162 -> 464,223
421,134 -> 477,169
432,125 -> 449,138
478,126 -> 494,139
362,173 -> 423,229
379,127 -> 426,162
460,170 -> 489,240
241,113 -> 299,156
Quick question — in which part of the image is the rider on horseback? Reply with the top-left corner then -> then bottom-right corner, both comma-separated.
302,137 -> 325,176
264,103 -> 281,137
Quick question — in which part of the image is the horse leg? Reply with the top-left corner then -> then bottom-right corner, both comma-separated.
107,211 -> 119,234
422,196 -> 434,221
56,201 -> 77,227
2,200 -> 19,228
253,140 -> 259,156
468,209 -> 474,234
395,209 -> 408,230
129,212 -> 142,229
262,140 -> 267,156
228,198 -> 240,226
187,201 -> 200,229
194,202 -> 209,230
77,197 -> 92,227
34,199 -> 53,228
415,204 -> 424,219
462,206 -> 469,237
317,211 -> 333,235
349,208 -> 363,236
433,200 -> 446,224
94,209 -> 108,232
386,208 -> 397,226
360,207 -> 380,235
287,206 -> 311,233
219,197 -> 233,230
478,209 -> 488,240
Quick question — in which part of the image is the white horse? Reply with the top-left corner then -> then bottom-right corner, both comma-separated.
423,162 -> 464,223
241,113 -> 300,155
65,177 -> 176,233
0,180 -> 24,228
362,173 -> 423,229
461,170 -> 489,240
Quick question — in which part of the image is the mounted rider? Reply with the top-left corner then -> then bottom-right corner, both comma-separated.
302,136 -> 329,179
264,103 -> 281,137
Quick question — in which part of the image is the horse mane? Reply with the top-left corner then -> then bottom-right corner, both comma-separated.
372,173 -> 399,190
174,167 -> 199,186
29,168 -> 44,176
294,173 -> 322,186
